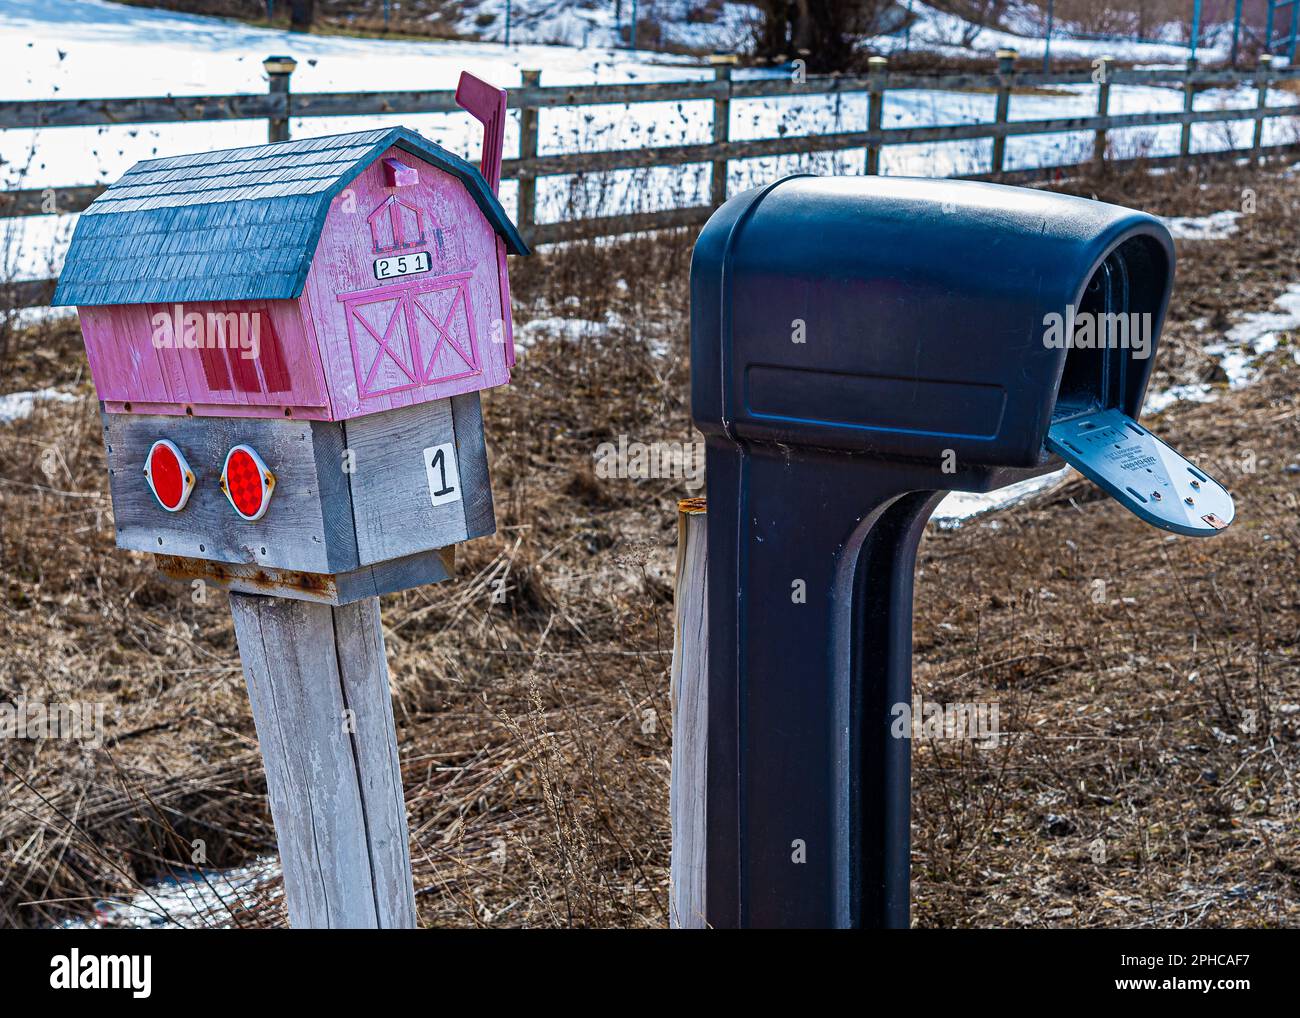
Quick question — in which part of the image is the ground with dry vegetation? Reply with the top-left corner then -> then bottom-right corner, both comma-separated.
0,157 -> 1297,928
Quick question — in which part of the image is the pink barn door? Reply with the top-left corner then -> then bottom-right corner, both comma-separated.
338,272 -> 480,401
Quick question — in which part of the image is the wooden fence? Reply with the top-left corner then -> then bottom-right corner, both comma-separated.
4,51 -> 1300,309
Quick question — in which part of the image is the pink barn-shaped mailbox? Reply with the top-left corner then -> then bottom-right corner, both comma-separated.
54,76 -> 529,603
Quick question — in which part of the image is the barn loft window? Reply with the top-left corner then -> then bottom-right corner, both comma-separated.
369,196 -> 426,254
382,157 -> 419,188
196,307 -> 291,396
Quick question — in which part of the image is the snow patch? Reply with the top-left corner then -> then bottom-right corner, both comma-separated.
933,467 -> 1072,524
0,387 -> 79,423
59,857 -> 281,929
1161,210 -> 1242,240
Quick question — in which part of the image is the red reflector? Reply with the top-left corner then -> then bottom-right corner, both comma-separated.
220,444 -> 275,521
143,439 -> 194,512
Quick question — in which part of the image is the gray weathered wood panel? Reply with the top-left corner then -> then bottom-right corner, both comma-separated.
343,398 -> 488,565
104,411 -> 351,574
107,399 -> 485,592
670,499 -> 708,929
230,592 -> 418,928
309,419 -> 361,572
450,392 -> 496,540
333,548 -> 454,603
329,596 -> 418,928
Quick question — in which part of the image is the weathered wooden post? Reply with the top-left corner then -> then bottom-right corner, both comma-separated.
1180,55 -> 1197,159
1253,54 -> 1272,154
53,74 -> 529,928
669,497 -> 707,928
681,174 -> 1234,928
709,54 -> 735,207
230,594 -> 418,927
264,54 -> 296,143
517,69 -> 541,244
865,55 -> 887,176
991,49 -> 1016,175
1093,55 -> 1113,170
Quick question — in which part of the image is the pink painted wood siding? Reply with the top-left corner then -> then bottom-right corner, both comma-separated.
301,145 -> 512,421
78,299 -> 330,419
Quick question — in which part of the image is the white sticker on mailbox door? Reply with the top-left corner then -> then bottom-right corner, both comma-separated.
423,443 -> 463,508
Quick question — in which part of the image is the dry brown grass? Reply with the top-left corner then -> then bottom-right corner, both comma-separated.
0,156 -> 1297,928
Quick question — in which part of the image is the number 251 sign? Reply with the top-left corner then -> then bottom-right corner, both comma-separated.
375,251 -> 432,280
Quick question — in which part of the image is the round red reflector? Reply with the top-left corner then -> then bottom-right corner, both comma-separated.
143,439 -> 194,512
150,445 -> 183,508
226,449 -> 262,517
220,444 -> 275,521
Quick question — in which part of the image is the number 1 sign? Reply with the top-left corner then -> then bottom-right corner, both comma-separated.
424,442 -> 463,508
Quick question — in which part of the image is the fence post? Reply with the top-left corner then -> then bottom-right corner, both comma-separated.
991,49 -> 1016,176
709,55 -> 735,207
669,497 -> 708,928
1093,55 -> 1113,169
263,55 -> 296,143
1232,0 -> 1244,66
517,69 -> 541,244
866,55 -> 887,175
1253,54 -> 1272,154
1180,56 -> 1196,159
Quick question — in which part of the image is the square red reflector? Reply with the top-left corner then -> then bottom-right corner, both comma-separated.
219,444 -> 276,521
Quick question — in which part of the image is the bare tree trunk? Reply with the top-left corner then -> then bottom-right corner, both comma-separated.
290,0 -> 314,32
793,0 -> 815,53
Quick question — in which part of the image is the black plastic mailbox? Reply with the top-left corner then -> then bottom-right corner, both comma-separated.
690,175 -> 1233,928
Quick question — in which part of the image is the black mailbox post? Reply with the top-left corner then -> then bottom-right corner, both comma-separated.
689,176 -> 1235,928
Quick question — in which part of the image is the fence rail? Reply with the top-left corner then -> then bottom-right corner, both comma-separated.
4,52 -> 1300,308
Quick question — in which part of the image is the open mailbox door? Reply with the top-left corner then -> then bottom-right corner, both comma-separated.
1047,410 -> 1234,535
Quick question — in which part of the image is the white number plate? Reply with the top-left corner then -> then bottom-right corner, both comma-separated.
374,251 -> 431,280
423,442 -> 463,508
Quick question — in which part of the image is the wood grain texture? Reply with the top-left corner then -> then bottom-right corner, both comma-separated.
104,411 -> 350,573
670,499 -> 709,929
342,398 -> 481,565
450,391 -> 496,540
329,597 -> 418,927
230,592 -> 418,928
332,548 -> 454,603
309,419 -> 361,571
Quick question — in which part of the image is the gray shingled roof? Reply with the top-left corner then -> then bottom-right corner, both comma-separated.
53,127 -> 527,307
